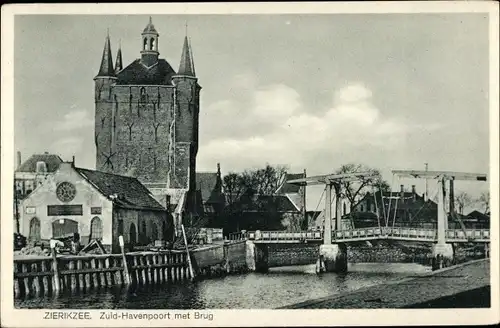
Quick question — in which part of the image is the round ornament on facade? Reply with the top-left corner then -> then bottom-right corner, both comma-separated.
56,181 -> 76,203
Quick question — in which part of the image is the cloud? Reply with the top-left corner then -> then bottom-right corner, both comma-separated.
198,81 -> 440,174
54,108 -> 94,131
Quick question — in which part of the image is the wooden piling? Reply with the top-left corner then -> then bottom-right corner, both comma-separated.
14,262 -> 21,298
69,261 -> 77,292
41,260 -> 50,294
181,224 -> 195,280
133,255 -> 140,285
77,259 -> 84,291
105,257 -> 113,286
119,236 -> 131,285
33,262 -> 42,296
51,246 -> 61,293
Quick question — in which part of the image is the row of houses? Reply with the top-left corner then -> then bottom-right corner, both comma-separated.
14,152 -> 489,253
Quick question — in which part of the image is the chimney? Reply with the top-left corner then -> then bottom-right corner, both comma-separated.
400,184 -> 404,203
411,185 -> 416,202
35,161 -> 47,174
217,163 -> 221,176
16,151 -> 21,169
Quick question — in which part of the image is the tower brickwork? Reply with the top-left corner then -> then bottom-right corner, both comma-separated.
94,18 -> 200,194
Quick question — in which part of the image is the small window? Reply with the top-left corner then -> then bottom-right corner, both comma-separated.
140,87 -> 147,103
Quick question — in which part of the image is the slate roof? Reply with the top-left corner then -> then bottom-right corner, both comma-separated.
75,167 -> 164,211
178,36 -> 196,77
465,210 -> 490,222
116,59 -> 176,85
196,172 -> 224,204
96,35 -> 115,78
16,153 -> 63,173
277,173 -> 306,194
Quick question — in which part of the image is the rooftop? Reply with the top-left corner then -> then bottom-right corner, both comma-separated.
75,167 -> 165,211
16,153 -> 63,173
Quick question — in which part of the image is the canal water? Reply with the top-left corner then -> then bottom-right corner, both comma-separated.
15,263 -> 431,309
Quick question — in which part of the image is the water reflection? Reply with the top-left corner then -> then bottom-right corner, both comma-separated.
15,263 -> 431,309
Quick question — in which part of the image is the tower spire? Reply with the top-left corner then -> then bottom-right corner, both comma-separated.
115,39 -> 123,73
96,33 -> 115,77
177,35 -> 196,77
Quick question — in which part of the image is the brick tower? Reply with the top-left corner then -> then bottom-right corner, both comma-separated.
94,18 -> 201,218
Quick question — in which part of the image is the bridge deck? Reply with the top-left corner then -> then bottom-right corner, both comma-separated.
229,228 -> 490,244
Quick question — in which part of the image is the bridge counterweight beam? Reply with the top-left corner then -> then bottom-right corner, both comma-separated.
324,184 -> 332,245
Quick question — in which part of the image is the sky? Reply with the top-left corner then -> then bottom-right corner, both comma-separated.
14,14 -> 490,210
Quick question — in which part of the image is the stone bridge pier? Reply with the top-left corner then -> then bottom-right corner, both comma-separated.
245,241 -> 321,273
431,178 -> 455,271
316,182 -> 348,274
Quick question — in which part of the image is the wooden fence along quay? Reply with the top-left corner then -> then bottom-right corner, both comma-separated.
14,236 -> 192,299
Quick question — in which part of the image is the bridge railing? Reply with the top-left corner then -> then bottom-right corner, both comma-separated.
242,230 -> 323,241
228,228 -> 489,242
445,229 -> 490,241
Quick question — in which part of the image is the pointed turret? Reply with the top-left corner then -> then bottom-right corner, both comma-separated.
177,36 -> 196,77
96,33 -> 115,78
115,43 -> 123,74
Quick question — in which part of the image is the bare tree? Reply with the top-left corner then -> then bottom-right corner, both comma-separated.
335,163 -> 388,211
454,191 -> 472,215
477,191 -> 490,214
220,164 -> 290,232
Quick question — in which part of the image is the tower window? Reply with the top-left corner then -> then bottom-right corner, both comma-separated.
153,123 -> 160,143
143,38 -> 147,50
150,38 -> 155,51
127,122 -> 134,141
140,87 -> 147,103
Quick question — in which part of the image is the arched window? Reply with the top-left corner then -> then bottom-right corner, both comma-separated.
129,223 -> 137,245
149,38 -> 155,50
143,38 -> 148,50
90,217 -> 103,241
151,222 -> 158,242
29,217 -> 41,242
343,202 -> 347,215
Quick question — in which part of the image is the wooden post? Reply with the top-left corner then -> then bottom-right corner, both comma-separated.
133,255 -> 140,285
69,260 -> 77,292
14,262 -> 21,298
119,236 -> 131,285
41,260 -> 50,295
91,258 -> 99,289
105,257 -> 113,286
33,262 -> 42,296
50,242 -> 61,293
181,224 -> 195,280
77,259 -> 84,291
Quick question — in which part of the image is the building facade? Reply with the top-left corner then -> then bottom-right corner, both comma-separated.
94,18 -> 201,226
20,161 -> 173,253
